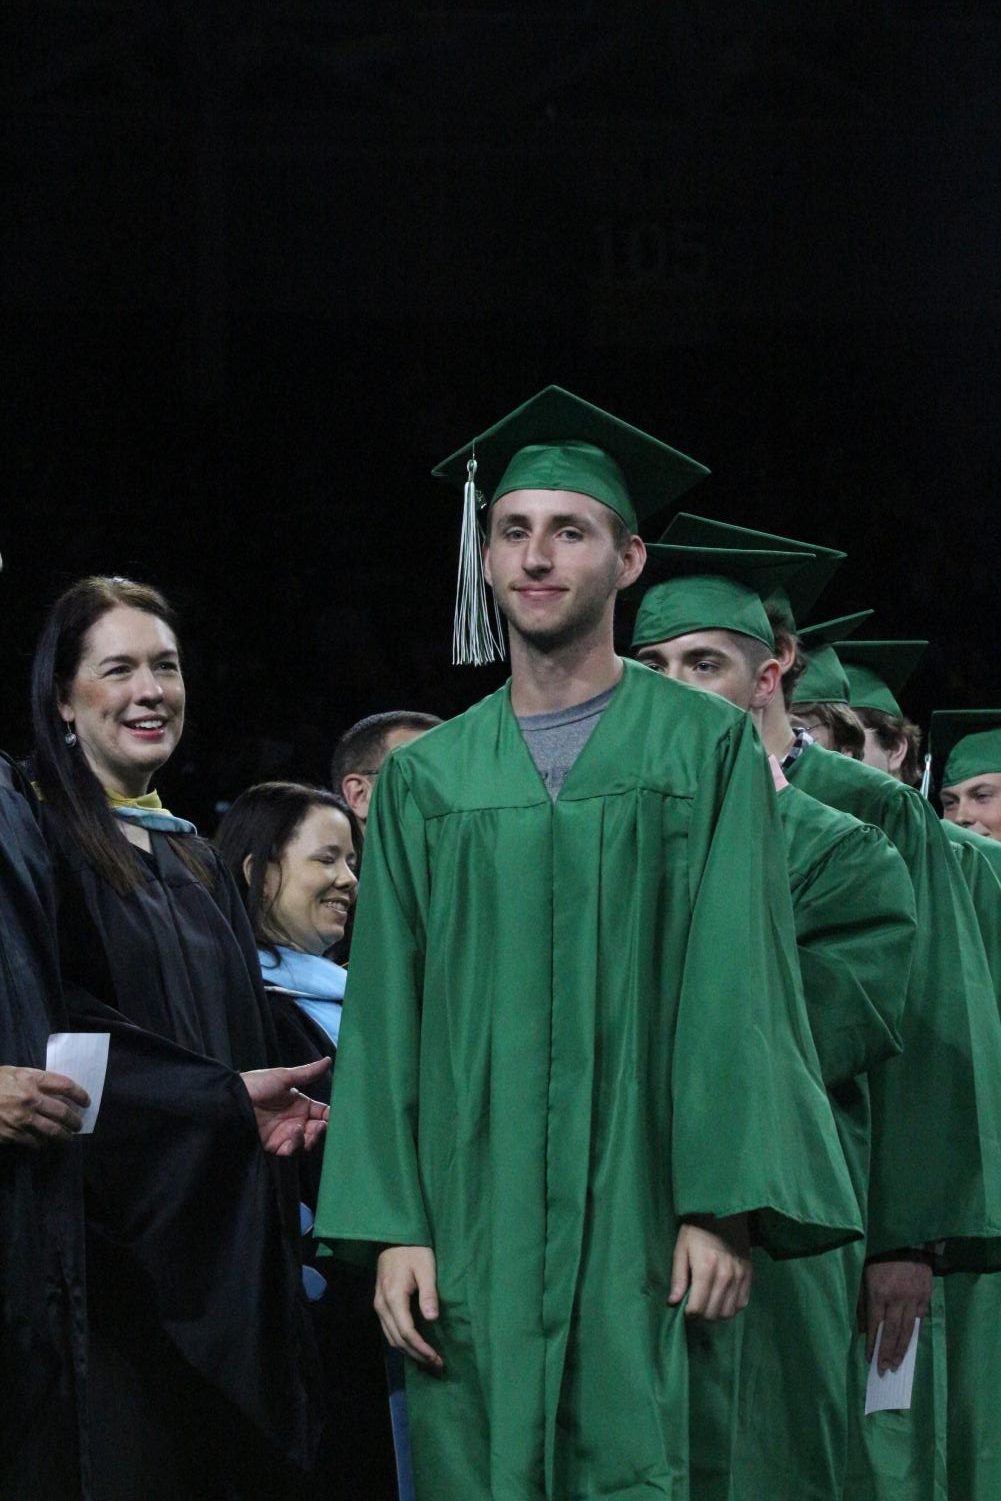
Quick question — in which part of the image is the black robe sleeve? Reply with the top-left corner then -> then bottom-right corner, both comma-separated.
0,756 -> 88,1498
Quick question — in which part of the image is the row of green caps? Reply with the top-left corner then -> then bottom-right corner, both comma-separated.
435,384 -> 999,786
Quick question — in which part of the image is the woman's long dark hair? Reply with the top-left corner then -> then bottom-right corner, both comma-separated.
31,575 -> 210,894
216,781 -> 362,959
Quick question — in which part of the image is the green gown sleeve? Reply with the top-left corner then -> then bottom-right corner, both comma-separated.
670,719 -> 863,1258
314,753 -> 432,1255
788,820 -> 914,1089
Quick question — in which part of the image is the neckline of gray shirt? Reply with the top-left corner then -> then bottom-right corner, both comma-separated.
517,684 -> 618,801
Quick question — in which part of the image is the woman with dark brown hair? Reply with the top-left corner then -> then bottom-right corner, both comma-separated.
31,576 -> 329,1501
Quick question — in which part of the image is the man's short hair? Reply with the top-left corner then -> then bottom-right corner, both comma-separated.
726,631 -> 776,680
763,604 -> 811,710
330,710 -> 443,790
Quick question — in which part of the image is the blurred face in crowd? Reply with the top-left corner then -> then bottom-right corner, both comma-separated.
790,713 -> 835,751
860,725 -> 905,777
485,490 -> 645,651
261,804 -> 359,954
58,605 -> 185,797
940,774 -> 1001,842
343,726 -> 430,826
635,629 -> 778,714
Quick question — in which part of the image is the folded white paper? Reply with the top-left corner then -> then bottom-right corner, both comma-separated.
46,1032 -> 110,1135
865,1317 -> 921,1414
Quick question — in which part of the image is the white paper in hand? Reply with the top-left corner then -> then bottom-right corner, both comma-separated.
45,1032 -> 110,1134
865,1317 -> 921,1415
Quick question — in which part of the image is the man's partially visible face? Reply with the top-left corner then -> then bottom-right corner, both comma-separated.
860,725 -> 898,776
940,772 -> 1001,841
484,490 -> 640,651
347,726 -> 432,827
790,713 -> 835,751
634,629 -> 756,712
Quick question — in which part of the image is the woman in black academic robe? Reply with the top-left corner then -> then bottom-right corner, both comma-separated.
30,577 -> 330,1501
217,781 -> 404,1501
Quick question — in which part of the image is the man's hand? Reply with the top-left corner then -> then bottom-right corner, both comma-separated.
375,1245 -> 443,1370
239,1057 -> 331,1157
0,1065 -> 89,1149
862,1253 -> 933,1373
668,1214 -> 752,1321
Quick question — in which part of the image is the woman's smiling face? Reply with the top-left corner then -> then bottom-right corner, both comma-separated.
58,604 -> 185,797
263,805 -> 359,954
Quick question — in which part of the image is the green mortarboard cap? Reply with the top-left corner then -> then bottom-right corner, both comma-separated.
931,711 -> 1001,790
836,640 -> 928,718
792,611 -> 874,706
658,513 -> 846,629
434,386 -> 709,531
631,544 -> 812,652
433,385 -> 710,666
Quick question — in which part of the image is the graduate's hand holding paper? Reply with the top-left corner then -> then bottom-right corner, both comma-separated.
240,1056 -> 332,1157
0,1064 -> 89,1148
375,1246 -> 444,1370
670,1213 -> 752,1320
862,1253 -> 933,1374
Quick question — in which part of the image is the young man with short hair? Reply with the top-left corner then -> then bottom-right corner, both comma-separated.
315,388 -> 860,1501
632,541 -> 916,1501
658,512 -> 1001,1501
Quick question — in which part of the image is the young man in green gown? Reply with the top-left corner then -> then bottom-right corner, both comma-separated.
662,517 -> 1001,1501
314,388 -> 862,1501
630,543 -> 917,1501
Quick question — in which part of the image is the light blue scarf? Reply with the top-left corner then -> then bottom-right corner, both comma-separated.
106,789 -> 197,836
258,946 -> 346,1048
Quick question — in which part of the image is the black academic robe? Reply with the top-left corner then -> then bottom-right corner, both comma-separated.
0,757 -> 88,1500
266,986 -> 399,1501
39,808 -> 322,1500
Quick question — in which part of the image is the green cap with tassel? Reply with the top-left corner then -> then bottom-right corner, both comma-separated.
433,385 -> 709,665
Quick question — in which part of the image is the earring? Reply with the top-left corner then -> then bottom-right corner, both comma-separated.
64,727 -> 77,747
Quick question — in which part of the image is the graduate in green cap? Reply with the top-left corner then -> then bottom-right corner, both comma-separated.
789,616 -> 873,759
839,640 -> 928,787
632,543 -> 916,1501
922,710 -> 1001,1501
934,711 -> 1001,844
313,387 -> 862,1501
660,515 -> 1001,1501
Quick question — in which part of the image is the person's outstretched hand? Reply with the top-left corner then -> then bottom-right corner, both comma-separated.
0,1065 -> 89,1149
240,1057 -> 331,1156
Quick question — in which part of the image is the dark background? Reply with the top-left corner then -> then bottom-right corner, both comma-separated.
4,2 -> 999,829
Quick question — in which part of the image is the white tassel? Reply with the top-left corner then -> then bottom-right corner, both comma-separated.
452,457 -> 505,667
919,750 -> 932,800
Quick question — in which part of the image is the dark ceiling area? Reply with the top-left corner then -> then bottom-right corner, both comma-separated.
4,2 -> 999,826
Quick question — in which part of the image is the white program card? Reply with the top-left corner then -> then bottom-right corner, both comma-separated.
865,1317 -> 921,1415
45,1032 -> 110,1134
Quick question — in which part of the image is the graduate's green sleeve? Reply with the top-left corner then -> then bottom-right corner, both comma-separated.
792,824 -> 913,1088
670,718 -> 862,1259
313,752 -> 433,1258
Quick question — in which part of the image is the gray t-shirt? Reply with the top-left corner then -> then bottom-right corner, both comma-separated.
517,685 -> 617,802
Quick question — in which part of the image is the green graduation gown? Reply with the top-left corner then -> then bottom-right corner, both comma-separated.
315,663 -> 861,1501
690,783 -> 916,1501
786,743 -> 1001,1501
939,821 -> 1001,1501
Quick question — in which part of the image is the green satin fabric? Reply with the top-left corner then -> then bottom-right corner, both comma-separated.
938,825 -> 1001,1499
315,662 -> 860,1500
785,743 -> 1001,1253
689,784 -> 916,1501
